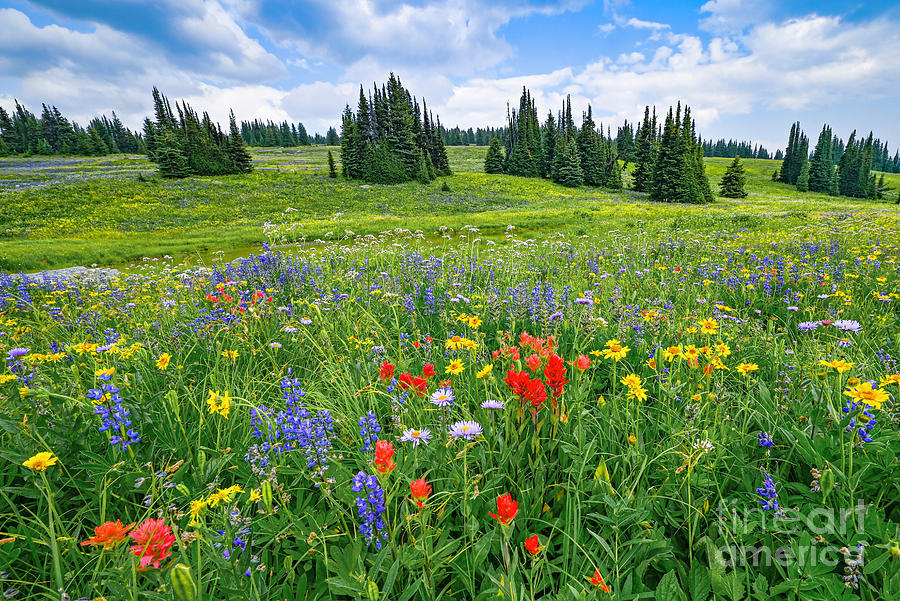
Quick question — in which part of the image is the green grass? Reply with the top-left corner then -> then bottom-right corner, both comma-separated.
1,147 -> 898,271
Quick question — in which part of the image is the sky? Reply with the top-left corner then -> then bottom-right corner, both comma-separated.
1,0 -> 899,152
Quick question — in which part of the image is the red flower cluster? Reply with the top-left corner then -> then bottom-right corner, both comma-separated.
589,568 -> 611,592
504,354 -> 566,411
489,493 -> 518,525
543,354 -> 568,399
518,332 -> 556,357
410,478 -> 432,508
374,440 -> 396,473
379,361 -> 395,381
129,518 -> 175,570
81,520 -> 134,549
397,372 -> 427,396
524,535 -> 541,556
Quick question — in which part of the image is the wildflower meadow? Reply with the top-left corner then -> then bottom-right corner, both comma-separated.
2,212 -> 900,600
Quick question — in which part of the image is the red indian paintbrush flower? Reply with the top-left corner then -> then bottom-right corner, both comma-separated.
129,518 -> 175,569
379,361 -> 395,381
589,568 -> 611,592
397,372 -> 414,390
488,493 -> 518,525
575,354 -> 591,371
423,363 -> 436,378
374,439 -> 396,473
410,478 -> 432,508
412,375 -> 428,396
504,369 -> 529,396
524,535 -> 541,556
524,378 -> 547,409
543,354 -> 568,398
81,520 -> 134,549
525,354 -> 543,372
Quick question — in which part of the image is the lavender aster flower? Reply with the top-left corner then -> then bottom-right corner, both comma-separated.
430,386 -> 455,408
448,420 -> 483,440
399,428 -> 432,446
833,319 -> 861,332
480,399 -> 505,410
797,321 -> 820,332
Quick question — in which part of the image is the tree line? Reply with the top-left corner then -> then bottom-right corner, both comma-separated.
0,101 -> 143,157
485,88 -> 623,189
240,119 -> 315,147
143,87 -> 252,178
776,122 -> 894,199
339,74 -> 451,184
441,126 -> 506,147
484,89 -> 712,203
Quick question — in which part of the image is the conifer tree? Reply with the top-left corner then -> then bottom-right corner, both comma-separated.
227,111 -> 252,173
796,160 -> 810,192
327,150 -> 337,178
577,106 -> 603,186
541,111 -> 557,177
632,106 -> 656,192
157,131 -> 188,178
650,108 -> 681,201
552,134 -> 583,187
719,156 -> 747,198
808,125 -> 834,193
484,136 -> 505,173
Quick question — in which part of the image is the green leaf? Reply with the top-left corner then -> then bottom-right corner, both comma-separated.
656,570 -> 686,601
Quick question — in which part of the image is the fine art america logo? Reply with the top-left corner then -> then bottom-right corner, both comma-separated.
715,499 -> 869,578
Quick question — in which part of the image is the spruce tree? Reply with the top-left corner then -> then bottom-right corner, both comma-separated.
649,108 -> 681,202
808,125 -> 834,193
632,106 -> 656,192
541,111 -> 557,177
552,135 -> 583,187
327,150 -> 337,178
577,106 -> 603,186
484,136 -> 505,173
226,111 -> 252,173
157,131 -> 188,178
719,156 -> 747,198
796,160 -> 810,192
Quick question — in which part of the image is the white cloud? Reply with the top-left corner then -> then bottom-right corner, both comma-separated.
624,17 -> 669,30
700,0 -> 771,35
2,3 -> 899,150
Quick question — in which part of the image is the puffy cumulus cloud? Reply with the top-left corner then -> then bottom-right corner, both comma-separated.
439,13 -> 899,137
0,8 -> 141,78
24,0 -> 286,83
281,81 -> 359,132
245,0 -> 586,77
435,68 -> 576,127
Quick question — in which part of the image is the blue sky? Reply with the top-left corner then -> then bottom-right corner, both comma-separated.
1,0 -> 899,152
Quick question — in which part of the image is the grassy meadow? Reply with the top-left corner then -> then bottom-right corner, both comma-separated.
1,147 -> 898,272
2,147 -> 900,600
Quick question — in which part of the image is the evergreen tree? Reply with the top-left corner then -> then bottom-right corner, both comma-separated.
541,111 -> 557,177
632,106 -> 656,192
552,134 -> 583,187
719,156 -> 747,198
796,160 -> 810,192
156,131 -> 188,178
577,106 -> 603,186
649,108 -> 681,202
484,136 -> 505,173
226,111 -> 252,173
808,125 -> 834,193
327,150 -> 337,178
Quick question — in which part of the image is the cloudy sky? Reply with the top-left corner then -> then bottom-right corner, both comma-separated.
1,0 -> 899,151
